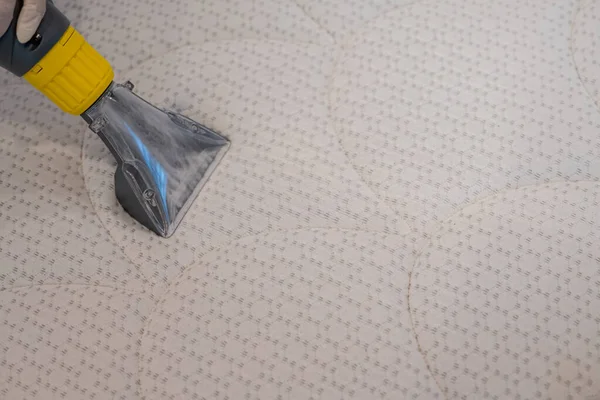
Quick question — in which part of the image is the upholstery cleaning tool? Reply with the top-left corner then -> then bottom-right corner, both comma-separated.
0,0 -> 229,238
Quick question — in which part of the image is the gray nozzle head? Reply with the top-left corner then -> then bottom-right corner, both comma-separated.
83,82 -> 229,237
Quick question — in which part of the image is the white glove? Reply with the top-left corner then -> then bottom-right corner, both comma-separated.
0,0 -> 46,43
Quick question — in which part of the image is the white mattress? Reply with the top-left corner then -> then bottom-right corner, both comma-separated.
1,0 -> 600,398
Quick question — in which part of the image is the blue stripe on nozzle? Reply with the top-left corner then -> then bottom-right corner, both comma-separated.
124,122 -> 169,220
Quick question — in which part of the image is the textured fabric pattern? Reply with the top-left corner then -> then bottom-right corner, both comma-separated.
1,0 -> 600,399
411,182 -> 600,399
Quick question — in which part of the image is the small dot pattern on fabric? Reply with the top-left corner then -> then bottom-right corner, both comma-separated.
1,0 -> 600,398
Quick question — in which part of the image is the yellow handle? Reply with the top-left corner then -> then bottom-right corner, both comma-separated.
24,26 -> 114,115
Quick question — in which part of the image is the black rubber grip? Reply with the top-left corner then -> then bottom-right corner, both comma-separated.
0,0 -> 69,76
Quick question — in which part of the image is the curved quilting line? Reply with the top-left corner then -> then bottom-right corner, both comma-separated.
336,0 -> 428,51
80,39 -> 397,280
417,178 -> 600,247
113,39 -> 337,119
79,164 -> 158,288
1,69 -> 147,295
0,226 -> 144,291
405,179 -> 600,397
568,0 -> 600,116
328,0 -> 600,236
81,121 -> 410,291
113,38 -> 335,82
289,0 -> 336,39
78,129 -> 156,286
0,283 -> 147,398
0,282 -> 146,296
326,47 -> 406,226
82,38 -> 330,148
326,0 -> 446,231
81,134 -> 410,289
78,39 -> 327,289
0,127 -> 123,287
84,11 -> 333,76
135,226 -> 419,397
0,128 -> 120,293
290,0 -> 428,47
406,270 -> 447,398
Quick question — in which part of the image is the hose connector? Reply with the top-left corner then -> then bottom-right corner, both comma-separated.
23,26 -> 114,115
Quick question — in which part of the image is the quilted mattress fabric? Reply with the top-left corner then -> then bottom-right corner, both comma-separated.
1,0 -> 600,398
